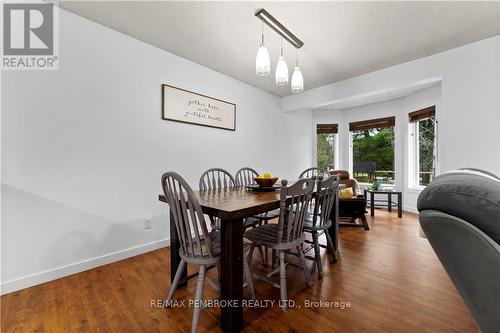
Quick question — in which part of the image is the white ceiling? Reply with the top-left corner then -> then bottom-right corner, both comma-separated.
59,1 -> 500,97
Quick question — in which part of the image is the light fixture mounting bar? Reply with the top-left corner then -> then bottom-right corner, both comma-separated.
255,8 -> 304,49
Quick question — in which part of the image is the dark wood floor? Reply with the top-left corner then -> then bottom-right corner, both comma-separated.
1,210 -> 477,333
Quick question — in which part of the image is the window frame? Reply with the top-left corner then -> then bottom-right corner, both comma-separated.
349,124 -> 396,187
408,111 -> 438,190
313,122 -> 340,170
316,132 -> 338,172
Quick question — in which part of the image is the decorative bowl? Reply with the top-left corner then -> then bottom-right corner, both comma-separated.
254,177 -> 279,187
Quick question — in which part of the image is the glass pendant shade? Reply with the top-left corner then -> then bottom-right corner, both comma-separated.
291,66 -> 304,93
275,56 -> 289,86
255,43 -> 271,76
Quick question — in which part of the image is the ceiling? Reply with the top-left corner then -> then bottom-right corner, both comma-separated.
59,1 -> 500,97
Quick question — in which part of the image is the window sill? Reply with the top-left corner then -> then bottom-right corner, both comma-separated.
359,183 -> 396,188
407,186 -> 426,194
359,183 -> 397,192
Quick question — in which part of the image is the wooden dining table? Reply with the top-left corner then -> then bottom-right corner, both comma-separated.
158,186 -> 340,332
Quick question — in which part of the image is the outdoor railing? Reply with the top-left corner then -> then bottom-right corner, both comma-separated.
353,170 -> 434,186
418,171 -> 433,186
353,170 -> 395,184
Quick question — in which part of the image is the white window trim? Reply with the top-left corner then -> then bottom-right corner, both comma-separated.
333,134 -> 339,171
349,132 -> 353,177
407,186 -> 426,194
408,121 -> 421,190
408,117 -> 438,190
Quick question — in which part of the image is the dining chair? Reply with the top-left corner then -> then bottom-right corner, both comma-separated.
199,167 -> 236,191
303,175 -> 340,279
199,168 -> 261,232
234,167 -> 272,263
161,171 -> 255,333
234,167 -> 278,230
298,167 -> 319,179
235,167 -> 259,186
245,178 -> 315,312
244,167 -> 281,225
299,167 -> 321,215
199,168 -> 236,230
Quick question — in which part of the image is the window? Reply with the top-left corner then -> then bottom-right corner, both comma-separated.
409,106 -> 436,187
316,124 -> 337,173
349,117 -> 395,185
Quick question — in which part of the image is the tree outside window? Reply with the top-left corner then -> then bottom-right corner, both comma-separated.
317,133 -> 335,173
416,117 -> 436,186
409,106 -> 436,188
352,127 -> 395,184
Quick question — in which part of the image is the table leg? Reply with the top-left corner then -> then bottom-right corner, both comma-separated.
370,192 -> 375,217
220,218 -> 244,333
170,210 -> 187,286
398,193 -> 402,218
328,191 -> 340,251
388,193 -> 392,212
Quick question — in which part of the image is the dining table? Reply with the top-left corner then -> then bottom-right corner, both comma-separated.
158,185 -> 340,332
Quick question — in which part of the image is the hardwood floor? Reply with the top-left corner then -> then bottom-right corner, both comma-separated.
1,211 -> 477,333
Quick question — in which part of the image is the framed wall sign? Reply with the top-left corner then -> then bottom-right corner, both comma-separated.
162,84 -> 236,131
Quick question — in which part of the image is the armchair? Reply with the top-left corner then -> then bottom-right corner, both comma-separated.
330,170 -> 369,230
418,168 -> 500,333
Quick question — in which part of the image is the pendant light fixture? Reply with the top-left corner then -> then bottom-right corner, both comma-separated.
255,8 -> 305,92
291,49 -> 304,93
255,21 -> 270,76
275,39 -> 289,86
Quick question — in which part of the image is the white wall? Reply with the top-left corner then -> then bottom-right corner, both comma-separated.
313,84 -> 441,212
0,9 -> 312,293
287,35 -> 500,177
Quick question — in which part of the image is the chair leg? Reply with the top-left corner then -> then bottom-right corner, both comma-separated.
312,232 -> 323,279
191,265 -> 206,333
210,216 -> 220,231
361,214 -> 369,230
279,251 -> 288,312
243,255 -> 256,300
248,243 -> 256,269
297,246 -> 313,288
166,259 -> 186,305
324,231 -> 338,263
272,249 -> 277,268
257,245 -> 266,265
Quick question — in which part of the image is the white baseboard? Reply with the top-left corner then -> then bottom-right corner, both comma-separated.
0,238 -> 170,295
